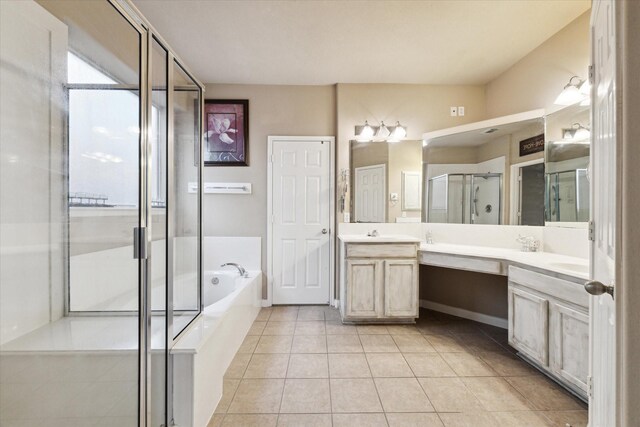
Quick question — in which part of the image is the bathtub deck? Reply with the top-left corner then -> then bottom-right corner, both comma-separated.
0,315 -> 197,354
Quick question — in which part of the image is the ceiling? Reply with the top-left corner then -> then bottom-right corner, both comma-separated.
133,0 -> 590,86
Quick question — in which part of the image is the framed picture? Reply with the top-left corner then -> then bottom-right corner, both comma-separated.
204,99 -> 249,166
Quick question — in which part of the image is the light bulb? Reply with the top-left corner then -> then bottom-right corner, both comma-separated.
391,122 -> 406,140
579,79 -> 591,95
358,121 -> 374,141
574,127 -> 590,140
554,85 -> 584,106
376,122 -> 390,139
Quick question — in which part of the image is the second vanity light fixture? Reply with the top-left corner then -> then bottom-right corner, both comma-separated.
554,75 -> 591,106
355,120 -> 407,142
562,123 -> 591,142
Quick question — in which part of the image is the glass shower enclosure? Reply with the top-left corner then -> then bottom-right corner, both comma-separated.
0,1 -> 203,426
545,169 -> 590,222
427,173 -> 503,224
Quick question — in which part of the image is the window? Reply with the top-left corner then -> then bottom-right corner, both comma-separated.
67,52 -> 164,208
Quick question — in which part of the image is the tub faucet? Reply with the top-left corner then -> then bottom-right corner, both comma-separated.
221,263 -> 247,277
367,229 -> 379,237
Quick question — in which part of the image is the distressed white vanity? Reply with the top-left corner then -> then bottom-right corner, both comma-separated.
420,241 -> 589,400
338,234 -> 421,323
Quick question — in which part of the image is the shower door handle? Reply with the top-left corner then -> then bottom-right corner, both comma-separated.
133,227 -> 148,259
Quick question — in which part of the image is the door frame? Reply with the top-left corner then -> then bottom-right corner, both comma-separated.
614,1 -> 640,424
266,136 -> 336,307
354,163 -> 387,223
509,158 -> 544,225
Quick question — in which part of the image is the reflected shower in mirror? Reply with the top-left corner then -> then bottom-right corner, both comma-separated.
349,139 -> 422,223
544,104 -> 591,222
423,113 -> 546,225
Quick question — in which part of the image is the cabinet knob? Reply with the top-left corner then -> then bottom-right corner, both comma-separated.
584,280 -> 614,299
322,228 -> 328,234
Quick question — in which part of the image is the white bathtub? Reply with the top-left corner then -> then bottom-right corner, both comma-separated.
172,269 -> 262,427
202,270 -> 254,308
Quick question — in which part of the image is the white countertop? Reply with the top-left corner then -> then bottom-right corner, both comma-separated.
339,234 -> 422,243
420,243 -> 589,280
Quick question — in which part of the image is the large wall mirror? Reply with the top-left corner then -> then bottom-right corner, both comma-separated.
544,104 -> 591,223
422,113 -> 546,225
349,139 -> 422,223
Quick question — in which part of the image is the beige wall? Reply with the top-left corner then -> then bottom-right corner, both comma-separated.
202,84 -> 336,293
485,11 -> 590,118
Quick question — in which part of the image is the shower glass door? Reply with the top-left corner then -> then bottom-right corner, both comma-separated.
1,1 -> 203,425
1,1 -> 145,425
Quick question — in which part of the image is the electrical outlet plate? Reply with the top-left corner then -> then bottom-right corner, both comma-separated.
343,212 -> 350,222
450,106 -> 458,116
458,106 -> 465,116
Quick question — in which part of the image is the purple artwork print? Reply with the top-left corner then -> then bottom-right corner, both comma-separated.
204,100 -> 248,166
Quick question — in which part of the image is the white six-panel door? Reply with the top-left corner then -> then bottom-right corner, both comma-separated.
354,164 -> 386,223
270,137 -> 332,304
590,0 -> 617,424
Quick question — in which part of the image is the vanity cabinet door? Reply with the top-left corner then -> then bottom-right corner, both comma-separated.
549,302 -> 589,394
346,259 -> 383,318
384,259 -> 418,317
508,285 -> 549,366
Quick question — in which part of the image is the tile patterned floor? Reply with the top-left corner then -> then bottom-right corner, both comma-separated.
208,306 -> 588,427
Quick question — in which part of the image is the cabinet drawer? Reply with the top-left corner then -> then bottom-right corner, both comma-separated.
508,286 -> 549,366
420,252 -> 506,276
509,266 -> 588,308
346,243 -> 417,259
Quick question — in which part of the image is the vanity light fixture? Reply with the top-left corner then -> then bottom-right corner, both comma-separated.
554,75 -> 588,106
355,120 -> 407,142
562,123 -> 591,141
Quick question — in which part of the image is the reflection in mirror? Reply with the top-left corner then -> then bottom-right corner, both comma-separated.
349,140 -> 422,223
423,113 -> 546,225
544,104 -> 590,222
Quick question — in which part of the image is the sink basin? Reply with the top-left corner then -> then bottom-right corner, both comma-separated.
548,261 -> 589,274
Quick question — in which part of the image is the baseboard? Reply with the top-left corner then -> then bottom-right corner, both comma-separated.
333,299 -> 340,309
419,299 -> 508,329
261,299 -> 271,307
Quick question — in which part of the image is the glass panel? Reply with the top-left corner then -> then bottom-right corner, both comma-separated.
150,37 -> 169,427
576,168 -> 590,222
428,175 -> 448,223
172,61 -> 200,337
471,174 -> 502,225
1,1 -> 140,425
447,175 -> 465,224
557,170 -> 578,222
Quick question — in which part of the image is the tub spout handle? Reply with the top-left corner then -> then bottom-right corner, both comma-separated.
221,262 -> 247,276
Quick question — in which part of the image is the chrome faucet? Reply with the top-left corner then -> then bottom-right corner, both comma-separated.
516,235 -> 539,252
367,229 -> 379,237
425,230 -> 434,244
221,262 -> 247,276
